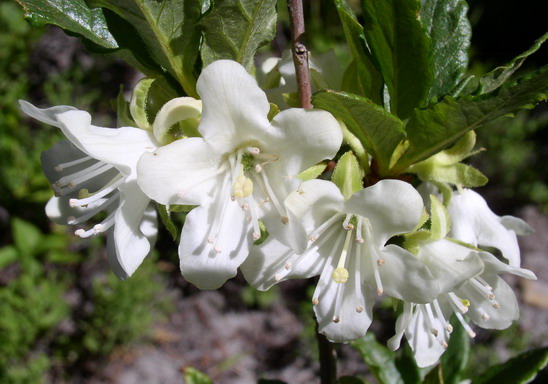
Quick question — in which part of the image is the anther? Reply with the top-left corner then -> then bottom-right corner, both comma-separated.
332,316 -> 340,323
253,232 -> 261,240
247,147 -> 260,155
284,262 -> 292,271
214,246 -> 222,254
254,164 -> 262,173
356,305 -> 363,313
312,297 -> 319,305
281,216 -> 289,224
377,258 -> 385,266
376,288 -> 384,296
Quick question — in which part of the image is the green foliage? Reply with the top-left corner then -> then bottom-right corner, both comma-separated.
184,367 -> 214,384
312,90 -> 405,176
440,316 -> 470,384
420,0 -> 471,101
200,0 -> 277,72
332,151 -> 363,200
472,346 -> 548,384
361,0 -> 433,119
350,333 -> 404,384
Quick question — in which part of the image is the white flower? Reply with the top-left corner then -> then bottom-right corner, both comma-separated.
388,252 -> 536,368
137,60 -> 342,290
242,179 -> 439,342
20,100 -> 158,278
448,189 -> 533,267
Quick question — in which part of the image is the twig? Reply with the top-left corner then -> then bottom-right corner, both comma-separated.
287,0 -> 313,109
316,325 -> 338,384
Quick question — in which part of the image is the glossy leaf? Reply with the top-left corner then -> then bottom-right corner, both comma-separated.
18,0 -> 117,49
200,0 -> 277,72
312,90 -> 405,175
89,0 -> 202,97
335,0 -> 383,104
394,66 -> 548,172
351,333 -> 405,384
361,0 -> 433,119
420,0 -> 471,100
472,346 -> 548,384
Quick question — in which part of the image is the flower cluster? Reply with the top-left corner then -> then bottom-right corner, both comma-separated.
22,59 -> 535,368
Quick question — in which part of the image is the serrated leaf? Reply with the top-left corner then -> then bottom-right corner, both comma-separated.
440,316 -> 469,384
472,346 -> 548,384
350,333 -> 405,384
115,85 -> 138,128
183,367 -> 213,384
394,66 -> 548,172
312,90 -> 405,176
430,194 -> 449,240
420,0 -> 471,100
18,0 -> 117,49
361,0 -> 433,118
89,0 -> 202,97
332,151 -> 363,200
200,0 -> 277,72
335,0 -> 383,104
12,217 -> 42,257
463,32 -> 548,96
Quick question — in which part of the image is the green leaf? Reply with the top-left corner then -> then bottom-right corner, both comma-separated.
350,333 -> 405,384
332,151 -> 363,200
395,343 -> 422,384
200,0 -> 277,72
335,0 -> 383,104
12,217 -> 42,257
89,0 -> 202,97
463,32 -> 548,96
420,0 -> 471,100
156,204 -> 178,242
115,85 -> 137,128
394,66 -> 548,172
337,377 -> 371,384
297,163 -> 327,182
361,0 -> 433,119
440,316 -> 469,384
312,90 -> 405,176
18,0 -> 117,49
0,246 -> 18,269
472,346 -> 548,384
183,367 -> 213,384
423,364 -> 444,384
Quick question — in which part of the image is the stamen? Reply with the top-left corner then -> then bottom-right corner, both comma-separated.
257,171 -> 286,220
478,307 -> 490,321
332,228 -> 354,283
67,193 -> 119,225
308,213 -> 344,242
432,299 -> 451,333
69,175 -> 124,207
342,214 -> 354,230
475,276 -> 493,290
355,216 -> 364,243
55,161 -> 112,189
206,173 -> 232,247
470,278 -> 496,299
74,209 -> 116,239
312,297 -> 319,305
455,312 -> 476,338
448,292 -> 468,314
55,155 -> 93,171
246,196 -> 261,241
247,146 -> 260,155
361,219 -> 384,295
424,304 -> 439,337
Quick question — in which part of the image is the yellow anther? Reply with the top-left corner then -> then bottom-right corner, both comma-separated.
232,175 -> 253,198
460,298 -> 471,307
332,267 -> 349,283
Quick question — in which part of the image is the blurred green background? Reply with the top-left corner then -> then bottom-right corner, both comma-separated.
0,0 -> 546,382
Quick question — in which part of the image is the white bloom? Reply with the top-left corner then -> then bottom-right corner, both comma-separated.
137,60 -> 342,290
388,252 -> 536,367
242,179 -> 439,342
448,189 -> 533,266
20,100 -> 158,278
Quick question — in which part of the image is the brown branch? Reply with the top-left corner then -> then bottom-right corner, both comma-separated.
287,0 -> 313,109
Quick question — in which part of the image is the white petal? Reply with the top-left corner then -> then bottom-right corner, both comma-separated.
346,180 -> 424,245
370,245 -> 439,303
197,60 -> 271,153
152,97 -> 202,145
19,100 -> 76,126
406,306 -> 446,367
137,138 -> 223,206
55,110 -> 157,177
500,215 -> 534,235
179,198 -> 252,290
478,252 -> 537,280
448,189 -> 522,266
112,181 -> 155,277
388,302 -> 415,351
267,108 -> 342,178
314,250 -> 374,343
417,240 -> 484,293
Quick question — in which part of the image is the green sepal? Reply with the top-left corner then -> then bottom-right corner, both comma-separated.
130,77 -> 155,130
145,76 -> 181,124
267,102 -> 280,121
253,220 -> 269,246
403,230 -> 432,255
297,163 -> 327,182
430,194 -> 450,240
156,203 -> 179,242
332,151 -> 363,200
114,85 -> 137,128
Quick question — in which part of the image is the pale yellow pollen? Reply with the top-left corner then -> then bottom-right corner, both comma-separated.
460,298 -> 471,307
332,267 -> 349,283
312,297 -> 319,305
232,175 -> 253,199
356,305 -> 363,313
377,258 -> 385,266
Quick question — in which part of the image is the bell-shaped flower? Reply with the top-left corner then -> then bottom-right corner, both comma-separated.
448,188 -> 533,267
389,251 -> 536,368
20,100 -> 160,278
137,60 -> 342,290
242,179 -> 439,343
